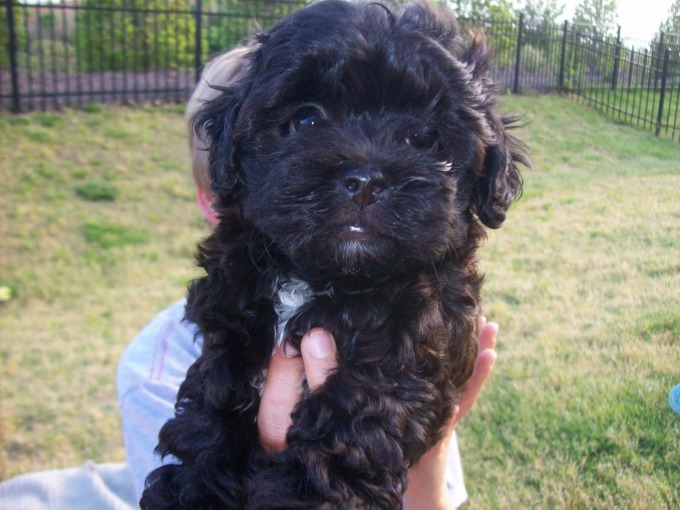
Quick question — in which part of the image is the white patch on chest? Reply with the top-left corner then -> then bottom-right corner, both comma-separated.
274,277 -> 314,348
438,161 -> 454,172
253,278 -> 314,398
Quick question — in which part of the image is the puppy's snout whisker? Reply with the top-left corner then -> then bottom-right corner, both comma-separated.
340,166 -> 387,209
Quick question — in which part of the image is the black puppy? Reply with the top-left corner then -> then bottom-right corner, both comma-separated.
142,1 -> 527,508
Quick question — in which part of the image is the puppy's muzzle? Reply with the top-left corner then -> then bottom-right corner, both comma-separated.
340,166 -> 387,210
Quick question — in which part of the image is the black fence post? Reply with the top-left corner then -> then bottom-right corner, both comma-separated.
655,48 -> 670,137
194,0 -> 202,84
643,49 -> 650,88
559,20 -> 568,94
513,13 -> 524,94
4,0 -> 21,113
611,25 -> 621,91
654,31 -> 664,91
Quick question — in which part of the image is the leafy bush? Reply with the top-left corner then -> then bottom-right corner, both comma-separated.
521,44 -> 548,73
21,40 -> 79,72
74,0 -> 195,71
0,0 -> 26,69
72,0 -> 306,72
203,0 -> 306,56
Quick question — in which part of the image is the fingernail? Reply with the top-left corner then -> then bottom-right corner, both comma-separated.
305,330 -> 333,359
283,342 -> 299,358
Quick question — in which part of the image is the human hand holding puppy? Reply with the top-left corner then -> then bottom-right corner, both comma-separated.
258,318 -> 499,509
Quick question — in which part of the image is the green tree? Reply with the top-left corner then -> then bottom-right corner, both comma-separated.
442,1 -> 517,69
651,0 -> 679,82
518,0 -> 566,28
573,0 -> 618,35
514,0 -> 566,69
660,0 -> 680,33
445,0 -> 515,20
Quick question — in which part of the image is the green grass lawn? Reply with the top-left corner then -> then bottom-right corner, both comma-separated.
1,96 -> 679,509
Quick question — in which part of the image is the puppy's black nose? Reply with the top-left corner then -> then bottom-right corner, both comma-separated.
341,167 -> 387,209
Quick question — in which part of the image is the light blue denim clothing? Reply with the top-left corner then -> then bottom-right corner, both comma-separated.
0,462 -> 136,510
116,300 -> 202,503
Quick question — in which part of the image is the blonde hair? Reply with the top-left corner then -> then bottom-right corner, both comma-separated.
186,47 -> 252,196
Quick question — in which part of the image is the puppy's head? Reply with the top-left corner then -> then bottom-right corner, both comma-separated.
196,0 -> 527,281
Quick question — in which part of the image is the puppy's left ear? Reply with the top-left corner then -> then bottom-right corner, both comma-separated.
193,83 -> 247,204
473,119 -> 527,229
460,31 -> 529,229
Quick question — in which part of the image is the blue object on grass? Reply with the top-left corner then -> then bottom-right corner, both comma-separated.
670,385 -> 680,415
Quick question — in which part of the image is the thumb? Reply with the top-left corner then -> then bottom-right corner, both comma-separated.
258,345 -> 304,452
301,329 -> 338,391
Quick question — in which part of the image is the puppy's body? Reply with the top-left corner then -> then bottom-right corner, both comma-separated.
142,1 -> 526,508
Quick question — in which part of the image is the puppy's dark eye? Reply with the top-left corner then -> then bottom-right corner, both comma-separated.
405,132 -> 438,151
286,106 -> 325,135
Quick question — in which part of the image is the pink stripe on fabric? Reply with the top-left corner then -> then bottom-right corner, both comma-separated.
155,322 -> 175,380
148,321 -> 177,381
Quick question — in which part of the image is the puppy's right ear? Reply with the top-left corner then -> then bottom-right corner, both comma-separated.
193,80 -> 250,204
473,128 -> 525,229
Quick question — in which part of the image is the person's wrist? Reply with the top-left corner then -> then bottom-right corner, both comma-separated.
404,451 -> 453,509
404,487 -> 455,510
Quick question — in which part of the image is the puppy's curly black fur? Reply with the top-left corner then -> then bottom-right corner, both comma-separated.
141,1 -> 528,508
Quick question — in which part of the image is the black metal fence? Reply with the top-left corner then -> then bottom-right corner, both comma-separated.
0,0 -> 306,111
562,24 -> 680,140
2,1 -> 680,141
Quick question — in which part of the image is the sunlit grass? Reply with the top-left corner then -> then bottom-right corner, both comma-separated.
462,95 -> 680,509
0,104 -> 206,478
1,96 -> 678,509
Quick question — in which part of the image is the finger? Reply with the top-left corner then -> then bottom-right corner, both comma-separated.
479,320 -> 498,352
258,345 -> 304,453
301,328 -> 338,391
442,405 -> 461,437
457,347 -> 497,421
